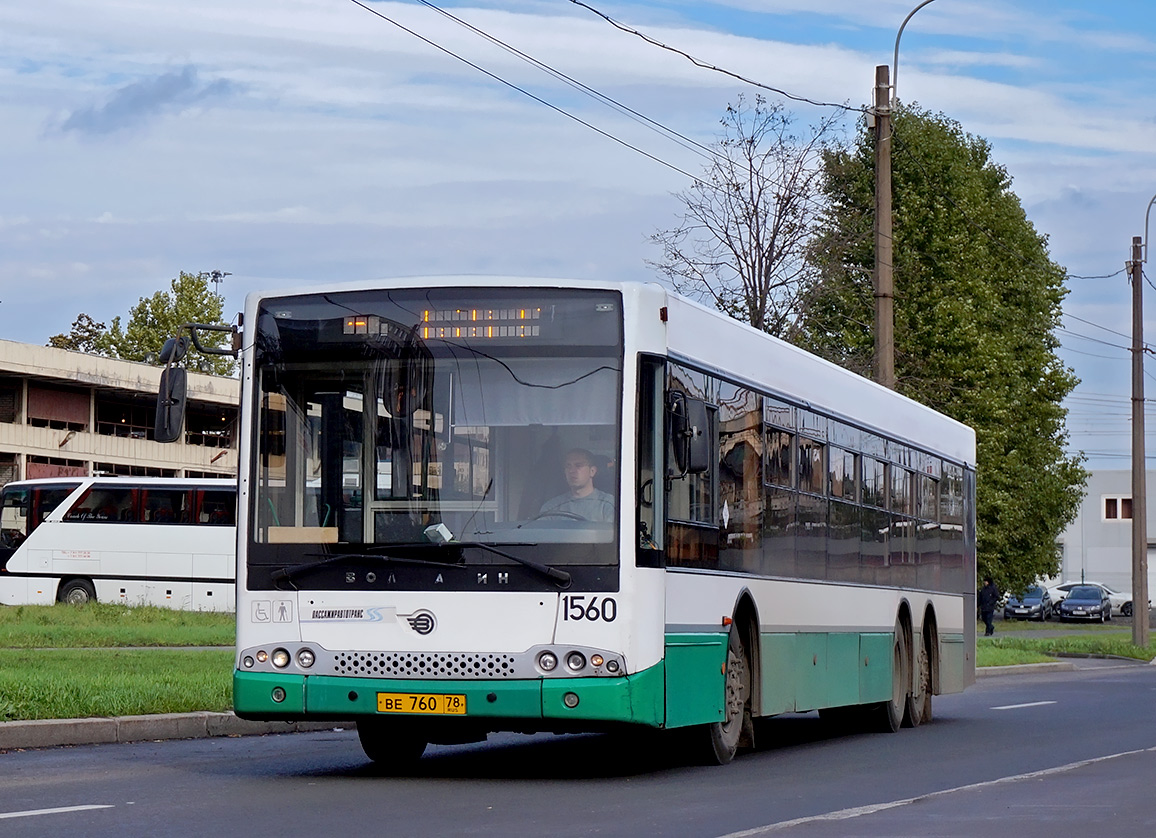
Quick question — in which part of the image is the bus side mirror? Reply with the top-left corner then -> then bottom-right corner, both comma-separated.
155,367 -> 188,443
668,392 -> 711,476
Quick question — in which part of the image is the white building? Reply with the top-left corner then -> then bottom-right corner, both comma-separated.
0,339 -> 238,486
1056,469 -> 1156,594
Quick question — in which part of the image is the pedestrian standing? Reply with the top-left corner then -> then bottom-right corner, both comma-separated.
979,577 -> 999,637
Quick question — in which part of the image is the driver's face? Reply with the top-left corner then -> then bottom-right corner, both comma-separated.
564,456 -> 595,492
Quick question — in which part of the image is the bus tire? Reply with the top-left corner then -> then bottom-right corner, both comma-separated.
356,718 -> 427,767
904,634 -> 932,727
58,578 -> 96,605
874,619 -> 908,733
702,627 -> 750,765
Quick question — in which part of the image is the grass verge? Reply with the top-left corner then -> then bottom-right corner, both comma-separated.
975,645 -> 1056,667
0,649 -> 233,721
978,632 -> 1156,664
0,602 -> 234,648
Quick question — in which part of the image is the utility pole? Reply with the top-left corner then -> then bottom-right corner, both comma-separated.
873,64 -> 895,389
1129,235 -> 1149,647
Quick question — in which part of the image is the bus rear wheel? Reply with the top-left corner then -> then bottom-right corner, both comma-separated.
904,635 -> 932,727
58,578 -> 96,605
356,717 -> 428,767
874,620 -> 908,733
701,627 -> 750,765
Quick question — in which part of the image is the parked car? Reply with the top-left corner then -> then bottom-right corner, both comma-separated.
1003,585 -> 1052,621
1048,580 -> 1148,617
1056,585 -> 1112,622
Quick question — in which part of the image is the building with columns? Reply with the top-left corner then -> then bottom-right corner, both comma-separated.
0,339 -> 238,487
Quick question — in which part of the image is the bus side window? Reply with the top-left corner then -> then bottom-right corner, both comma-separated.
200,490 -> 236,526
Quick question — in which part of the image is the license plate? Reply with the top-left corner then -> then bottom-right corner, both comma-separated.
1016,608 -> 1028,613
1073,610 -> 1086,615
377,692 -> 467,715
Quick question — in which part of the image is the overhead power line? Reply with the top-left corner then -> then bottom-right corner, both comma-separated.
344,0 -> 705,184
566,0 -> 863,113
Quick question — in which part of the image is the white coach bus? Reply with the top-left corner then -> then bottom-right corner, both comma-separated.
158,278 -> 975,765
0,477 -> 236,610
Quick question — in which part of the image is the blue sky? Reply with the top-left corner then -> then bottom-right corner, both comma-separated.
1,0 -> 1154,465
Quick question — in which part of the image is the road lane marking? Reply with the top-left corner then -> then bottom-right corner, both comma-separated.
0,805 -> 114,820
715,745 -> 1156,837
991,700 -> 1058,710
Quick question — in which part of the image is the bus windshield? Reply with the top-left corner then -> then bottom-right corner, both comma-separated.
0,483 -> 79,551
251,287 -> 623,578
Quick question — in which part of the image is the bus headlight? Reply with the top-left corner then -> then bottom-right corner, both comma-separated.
296,648 -> 316,668
271,648 -> 291,668
565,652 -> 586,672
538,651 -> 558,672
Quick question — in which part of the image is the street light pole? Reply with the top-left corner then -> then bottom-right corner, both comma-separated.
873,64 -> 895,389
1133,195 -> 1156,647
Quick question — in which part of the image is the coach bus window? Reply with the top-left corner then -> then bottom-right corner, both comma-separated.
861,456 -> 885,508
142,488 -> 190,523
64,486 -> 135,522
199,490 -> 236,526
828,446 -> 856,499
765,430 -> 793,487
717,383 -> 762,571
797,438 -> 824,495
1,487 -> 29,548
764,396 -> 794,430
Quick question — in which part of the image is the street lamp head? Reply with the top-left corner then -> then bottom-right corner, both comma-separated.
892,0 -> 939,106
1144,193 -> 1156,263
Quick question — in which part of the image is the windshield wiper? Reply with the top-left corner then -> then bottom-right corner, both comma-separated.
453,542 -> 571,588
270,551 -> 465,587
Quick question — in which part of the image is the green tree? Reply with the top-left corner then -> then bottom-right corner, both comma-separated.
794,105 -> 1086,593
650,95 -> 841,335
49,272 -> 234,376
47,313 -> 108,353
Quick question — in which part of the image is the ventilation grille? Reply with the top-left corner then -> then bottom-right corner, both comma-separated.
333,652 -> 518,679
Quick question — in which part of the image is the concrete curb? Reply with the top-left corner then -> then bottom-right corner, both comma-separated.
975,661 -> 1077,677
0,712 -> 350,752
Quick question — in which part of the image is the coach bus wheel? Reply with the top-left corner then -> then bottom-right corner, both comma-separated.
875,620 -> 908,733
356,718 -> 428,767
703,627 -> 750,765
904,635 -> 932,728
58,578 -> 96,605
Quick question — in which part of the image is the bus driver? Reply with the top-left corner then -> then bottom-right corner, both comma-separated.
538,448 -> 614,522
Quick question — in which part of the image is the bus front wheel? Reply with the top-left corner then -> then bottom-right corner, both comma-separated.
356,717 -> 428,767
58,578 -> 96,605
702,627 -> 751,765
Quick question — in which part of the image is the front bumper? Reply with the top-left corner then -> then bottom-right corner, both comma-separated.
234,663 -> 666,728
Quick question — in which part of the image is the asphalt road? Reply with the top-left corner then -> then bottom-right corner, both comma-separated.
2,660 -> 1154,837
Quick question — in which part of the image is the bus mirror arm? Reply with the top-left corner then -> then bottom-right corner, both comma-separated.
185,323 -> 240,358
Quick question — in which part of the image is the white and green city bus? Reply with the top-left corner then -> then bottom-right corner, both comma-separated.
159,278 -> 975,765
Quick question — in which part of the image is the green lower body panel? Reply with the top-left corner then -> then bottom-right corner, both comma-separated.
664,633 -> 728,728
234,663 -> 665,727
761,631 -> 894,713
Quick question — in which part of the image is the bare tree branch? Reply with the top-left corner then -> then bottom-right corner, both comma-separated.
649,95 -> 841,335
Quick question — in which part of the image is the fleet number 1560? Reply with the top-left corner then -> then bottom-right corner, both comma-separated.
562,595 -> 617,622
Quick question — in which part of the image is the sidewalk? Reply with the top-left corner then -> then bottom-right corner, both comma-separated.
0,712 -> 348,752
